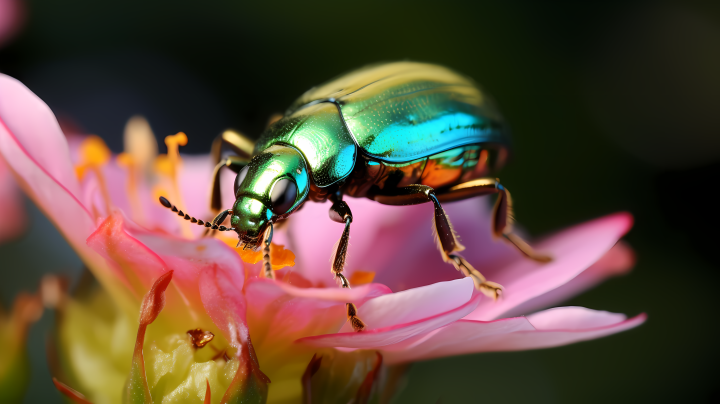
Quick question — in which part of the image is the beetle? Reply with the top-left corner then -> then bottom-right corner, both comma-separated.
159,61 -> 551,332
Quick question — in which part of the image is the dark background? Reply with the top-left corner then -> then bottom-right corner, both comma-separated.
1,0 -> 719,402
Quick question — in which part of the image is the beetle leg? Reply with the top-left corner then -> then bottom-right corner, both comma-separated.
373,184 -> 503,299
438,178 -> 552,263
209,130 -> 255,212
210,129 -> 255,164
209,155 -> 250,213
328,198 -> 366,332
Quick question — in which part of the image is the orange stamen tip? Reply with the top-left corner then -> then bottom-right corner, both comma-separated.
74,165 -> 87,180
153,155 -> 173,176
165,132 -> 188,147
219,236 -> 296,270
139,271 -> 174,326
116,152 -> 134,168
349,270 -> 375,285
269,243 -> 296,270
79,135 -> 111,166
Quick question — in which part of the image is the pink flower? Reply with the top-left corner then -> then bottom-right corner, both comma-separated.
0,72 -> 644,403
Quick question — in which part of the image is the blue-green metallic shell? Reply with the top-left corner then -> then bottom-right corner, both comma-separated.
256,61 -> 509,188
255,102 -> 356,187
287,62 -> 509,163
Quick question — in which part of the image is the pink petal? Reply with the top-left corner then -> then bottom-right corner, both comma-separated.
466,213 -> 634,321
286,197 -> 500,290
501,241 -> 636,318
272,280 -> 391,302
297,294 -> 480,349
198,264 -> 249,348
0,75 -> 105,273
338,278 -> 474,332
296,278 -> 476,349
285,198 -> 416,285
86,213 -> 169,302
245,280 -> 350,348
369,197 -> 517,291
86,212 -> 249,340
381,307 -> 646,364
0,75 -> 83,197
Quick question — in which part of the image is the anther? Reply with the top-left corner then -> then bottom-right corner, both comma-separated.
198,220 -> 204,225
184,214 -> 190,220
219,226 -> 227,231
211,225 -> 219,230
191,217 -> 197,223
178,210 -> 184,216
205,222 -> 211,228
187,328 -> 214,348
171,206 -> 178,212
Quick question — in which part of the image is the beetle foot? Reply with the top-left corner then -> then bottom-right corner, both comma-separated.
347,303 -> 366,332
503,233 -> 553,263
477,281 -> 503,300
449,254 -> 503,300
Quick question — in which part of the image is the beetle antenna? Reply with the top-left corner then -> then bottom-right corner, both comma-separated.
158,196 -> 235,232
262,222 -> 274,279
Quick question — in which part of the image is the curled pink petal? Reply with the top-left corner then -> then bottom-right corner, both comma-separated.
0,75 -> 83,197
381,307 -> 646,364
0,75 -> 108,281
138,270 -> 174,326
245,280 -> 381,346
338,278 -> 474,332
467,212 -> 634,321
87,211 -> 250,339
87,213 -> 170,302
502,241 -> 636,317
297,294 -> 481,349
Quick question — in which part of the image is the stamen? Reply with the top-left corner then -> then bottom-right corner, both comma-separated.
117,116 -> 158,223
154,132 -> 191,237
123,116 -> 158,175
74,135 -> 112,217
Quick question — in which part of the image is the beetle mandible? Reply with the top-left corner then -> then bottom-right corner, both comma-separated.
159,61 -> 551,332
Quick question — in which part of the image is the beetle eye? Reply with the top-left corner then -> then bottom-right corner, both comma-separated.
234,166 -> 250,197
270,178 -> 297,214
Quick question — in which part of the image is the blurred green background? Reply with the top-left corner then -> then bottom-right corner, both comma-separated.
1,0 -> 719,402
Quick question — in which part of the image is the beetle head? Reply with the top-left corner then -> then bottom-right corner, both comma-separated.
231,144 -> 309,249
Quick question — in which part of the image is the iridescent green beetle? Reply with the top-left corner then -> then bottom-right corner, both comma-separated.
160,62 -> 550,331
